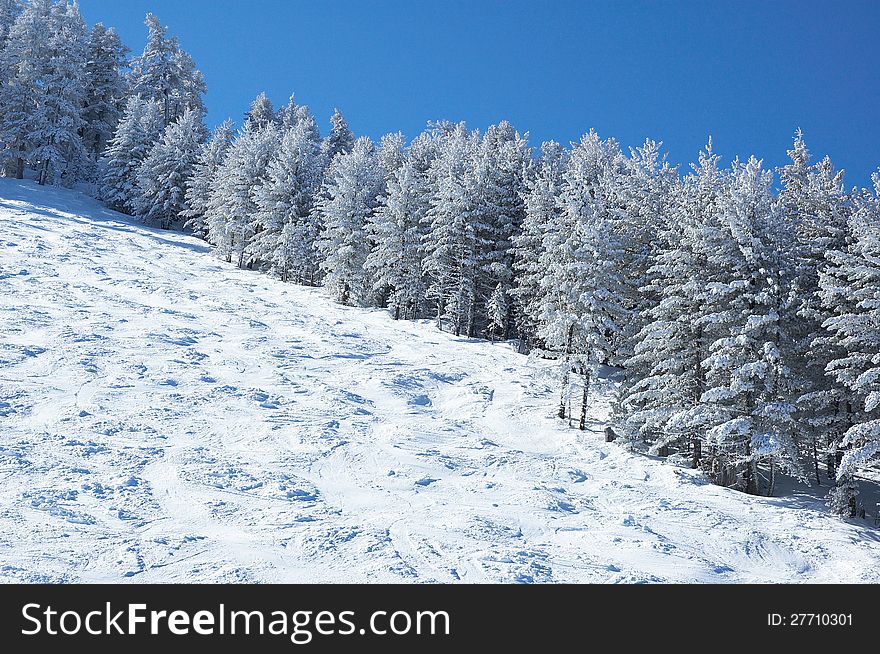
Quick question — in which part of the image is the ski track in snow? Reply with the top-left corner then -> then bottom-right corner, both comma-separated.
1,179 -> 879,583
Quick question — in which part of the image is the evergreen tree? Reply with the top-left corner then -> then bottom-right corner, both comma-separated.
100,95 -> 163,213
250,107 -> 324,283
512,140 -> 567,350
820,173 -> 880,515
537,130 -> 630,429
182,118 -> 234,238
469,121 -> 531,338
321,108 -> 354,161
366,155 -> 431,319
204,104 -> 278,267
693,155 -> 800,494
316,136 -> 380,306
244,91 -> 275,130
619,156 -> 711,456
31,0 -> 89,186
779,132 -> 851,486
0,0 -> 53,179
0,0 -> 22,53
378,131 -> 406,180
133,107 -> 207,229
487,283 -> 509,340
277,94 -> 298,127
128,12 -> 206,125
423,122 -> 481,334
81,23 -> 129,165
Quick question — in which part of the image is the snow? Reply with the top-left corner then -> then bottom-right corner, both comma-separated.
1,178 -> 879,583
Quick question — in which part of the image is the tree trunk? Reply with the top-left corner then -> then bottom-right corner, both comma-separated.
692,437 -> 701,469
558,325 -> 574,420
812,440 -> 820,486
767,459 -> 776,497
743,441 -> 758,495
578,368 -> 591,431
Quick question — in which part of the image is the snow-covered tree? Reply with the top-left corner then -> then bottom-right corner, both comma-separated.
537,130 -> 630,429
366,154 -> 431,319
778,132 -> 851,485
204,101 -> 279,266
512,140 -> 567,349
487,283 -> 509,340
276,94 -> 299,127
0,0 -> 22,53
423,122 -> 481,334
30,0 -> 89,186
128,12 -> 206,125
611,140 -> 682,445
182,118 -> 234,238
81,23 -> 129,165
377,131 -> 406,181
249,107 -> 324,284
695,155 -> 800,495
321,108 -> 354,161
469,121 -> 531,338
617,149 -> 704,456
133,107 -> 207,229
100,95 -> 163,213
819,173 -> 880,515
316,136 -> 380,305
0,0 -> 53,179
245,91 -> 275,130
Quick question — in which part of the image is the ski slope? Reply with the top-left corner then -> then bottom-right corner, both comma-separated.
1,178 -> 878,583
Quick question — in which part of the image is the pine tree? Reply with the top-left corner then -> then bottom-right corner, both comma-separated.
204,103 -> 278,267
245,91 -> 275,130
321,108 -> 354,161
133,107 -> 207,229
820,173 -> 880,515
487,283 -> 509,340
620,174 -> 715,457
101,96 -> 164,213
128,13 -> 206,125
0,0 -> 22,51
0,0 -> 53,179
779,132 -> 851,486
469,121 -> 531,338
537,130 -> 630,429
512,141 -> 567,350
182,118 -> 234,238
250,107 -> 323,284
366,155 -> 431,319
695,156 -> 800,495
611,140 -> 682,446
31,0 -> 89,186
277,94 -> 298,127
423,122 -> 481,334
81,23 -> 129,167
316,136 -> 380,306
378,131 -> 406,180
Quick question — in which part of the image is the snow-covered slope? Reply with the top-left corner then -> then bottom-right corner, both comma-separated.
1,179 -> 878,583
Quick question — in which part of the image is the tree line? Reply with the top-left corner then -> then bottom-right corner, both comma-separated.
2,1 -> 878,518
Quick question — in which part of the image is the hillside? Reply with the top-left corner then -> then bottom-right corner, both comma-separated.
1,178 -> 878,583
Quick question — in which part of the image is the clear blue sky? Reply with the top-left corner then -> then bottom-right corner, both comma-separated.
79,0 -> 880,187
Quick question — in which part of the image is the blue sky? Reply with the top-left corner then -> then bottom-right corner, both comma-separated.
79,0 -> 880,187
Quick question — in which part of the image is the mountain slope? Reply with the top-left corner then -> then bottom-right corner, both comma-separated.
1,178 -> 878,583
